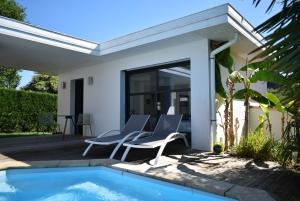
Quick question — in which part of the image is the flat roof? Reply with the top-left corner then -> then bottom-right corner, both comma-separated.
0,3 -> 263,73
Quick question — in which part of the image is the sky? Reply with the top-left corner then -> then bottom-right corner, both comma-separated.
16,0 -> 281,87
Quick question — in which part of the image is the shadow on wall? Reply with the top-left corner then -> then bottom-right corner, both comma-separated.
216,100 -> 292,144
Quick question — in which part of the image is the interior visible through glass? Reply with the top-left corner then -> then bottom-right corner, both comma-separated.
127,61 -> 191,132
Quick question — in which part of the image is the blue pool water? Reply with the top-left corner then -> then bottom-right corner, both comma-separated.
0,167 -> 236,201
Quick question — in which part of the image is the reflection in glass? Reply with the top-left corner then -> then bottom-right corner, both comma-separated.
129,71 -> 156,93
158,66 -> 190,91
127,62 -> 191,132
158,91 -> 191,132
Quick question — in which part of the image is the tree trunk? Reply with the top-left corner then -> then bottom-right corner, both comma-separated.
229,99 -> 234,147
228,82 -> 234,148
267,117 -> 272,137
281,113 -> 285,139
224,99 -> 229,151
243,98 -> 249,137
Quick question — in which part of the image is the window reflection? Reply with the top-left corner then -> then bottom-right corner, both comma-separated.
127,62 -> 191,132
158,67 -> 190,91
129,71 -> 156,93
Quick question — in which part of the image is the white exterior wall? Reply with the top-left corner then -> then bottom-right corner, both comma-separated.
220,52 -> 267,95
216,52 -> 268,145
58,37 -> 211,151
249,107 -> 291,140
216,100 -> 245,144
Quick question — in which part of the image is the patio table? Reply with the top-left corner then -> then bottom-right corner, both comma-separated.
57,114 -> 76,140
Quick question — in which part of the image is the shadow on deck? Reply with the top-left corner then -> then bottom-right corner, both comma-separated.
0,134 -> 189,162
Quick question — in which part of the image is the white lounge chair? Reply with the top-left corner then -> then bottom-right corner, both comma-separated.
82,115 -> 150,157
121,114 -> 189,166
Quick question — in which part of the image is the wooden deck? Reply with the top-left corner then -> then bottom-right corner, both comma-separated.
0,135 -> 189,162
0,135 -> 299,201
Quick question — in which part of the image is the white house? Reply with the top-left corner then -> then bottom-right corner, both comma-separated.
0,4 -> 270,151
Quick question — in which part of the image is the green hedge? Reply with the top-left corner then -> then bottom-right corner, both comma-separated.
0,88 -> 57,132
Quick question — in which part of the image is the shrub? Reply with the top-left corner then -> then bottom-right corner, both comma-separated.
275,118 -> 300,168
233,131 -> 278,162
213,144 -> 224,155
0,88 -> 57,133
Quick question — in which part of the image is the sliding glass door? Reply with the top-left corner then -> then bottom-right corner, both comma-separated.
126,61 -> 191,132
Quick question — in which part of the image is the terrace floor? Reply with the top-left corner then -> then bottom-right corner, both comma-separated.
0,135 -> 299,201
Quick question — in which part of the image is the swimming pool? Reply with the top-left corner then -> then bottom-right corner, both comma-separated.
0,167 -> 236,201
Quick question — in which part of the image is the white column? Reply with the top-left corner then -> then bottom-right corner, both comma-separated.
190,39 -> 212,151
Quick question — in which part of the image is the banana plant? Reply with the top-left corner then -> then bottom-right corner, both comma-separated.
215,48 -> 233,98
264,92 -> 295,138
215,48 -> 235,149
229,71 -> 253,137
255,103 -> 272,136
229,64 -> 275,136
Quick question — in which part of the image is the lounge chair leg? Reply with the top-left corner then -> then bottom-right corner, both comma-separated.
121,147 -> 132,162
182,136 -> 189,147
82,144 -> 93,156
151,144 -> 168,166
109,140 -> 125,159
89,125 -> 93,137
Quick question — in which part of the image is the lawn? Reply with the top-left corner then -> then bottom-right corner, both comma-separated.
0,132 -> 52,138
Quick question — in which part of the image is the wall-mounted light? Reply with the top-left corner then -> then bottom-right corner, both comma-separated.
88,76 -> 94,85
61,81 -> 66,89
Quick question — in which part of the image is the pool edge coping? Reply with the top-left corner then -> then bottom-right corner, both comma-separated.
0,159 -> 276,201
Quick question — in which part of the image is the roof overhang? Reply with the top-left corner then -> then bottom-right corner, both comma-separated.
0,3 -> 263,74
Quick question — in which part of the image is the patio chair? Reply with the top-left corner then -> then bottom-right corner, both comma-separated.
76,113 -> 93,136
82,114 -> 150,157
121,114 -> 189,166
37,113 -> 60,134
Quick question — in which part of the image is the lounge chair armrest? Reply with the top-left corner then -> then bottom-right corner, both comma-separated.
165,132 -> 186,141
132,131 -> 153,141
115,131 -> 140,142
96,130 -> 120,138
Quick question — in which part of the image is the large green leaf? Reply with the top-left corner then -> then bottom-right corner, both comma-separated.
215,48 -> 233,73
249,69 -> 285,84
215,62 -> 226,98
264,92 -> 285,112
259,103 -> 270,115
215,48 -> 234,98
251,0 -> 300,110
239,61 -> 273,71
233,89 -> 269,104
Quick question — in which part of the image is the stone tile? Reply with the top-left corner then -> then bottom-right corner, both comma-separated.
187,176 -> 234,196
26,160 -> 60,168
121,167 -> 187,187
226,185 -> 275,201
89,159 -> 119,167
58,159 -> 90,167
112,162 -> 150,174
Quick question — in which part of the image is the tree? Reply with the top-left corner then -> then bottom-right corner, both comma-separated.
22,73 -> 58,94
252,0 -> 300,114
0,67 -> 21,88
215,48 -> 235,150
0,0 -> 26,89
0,0 -> 26,21
229,60 -> 286,137
252,0 -> 300,167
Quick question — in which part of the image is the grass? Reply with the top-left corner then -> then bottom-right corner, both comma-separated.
232,131 -> 278,162
0,132 -> 52,138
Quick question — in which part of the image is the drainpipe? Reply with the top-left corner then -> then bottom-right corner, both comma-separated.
209,33 -> 239,150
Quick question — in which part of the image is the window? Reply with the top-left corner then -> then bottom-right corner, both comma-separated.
126,61 -> 191,132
